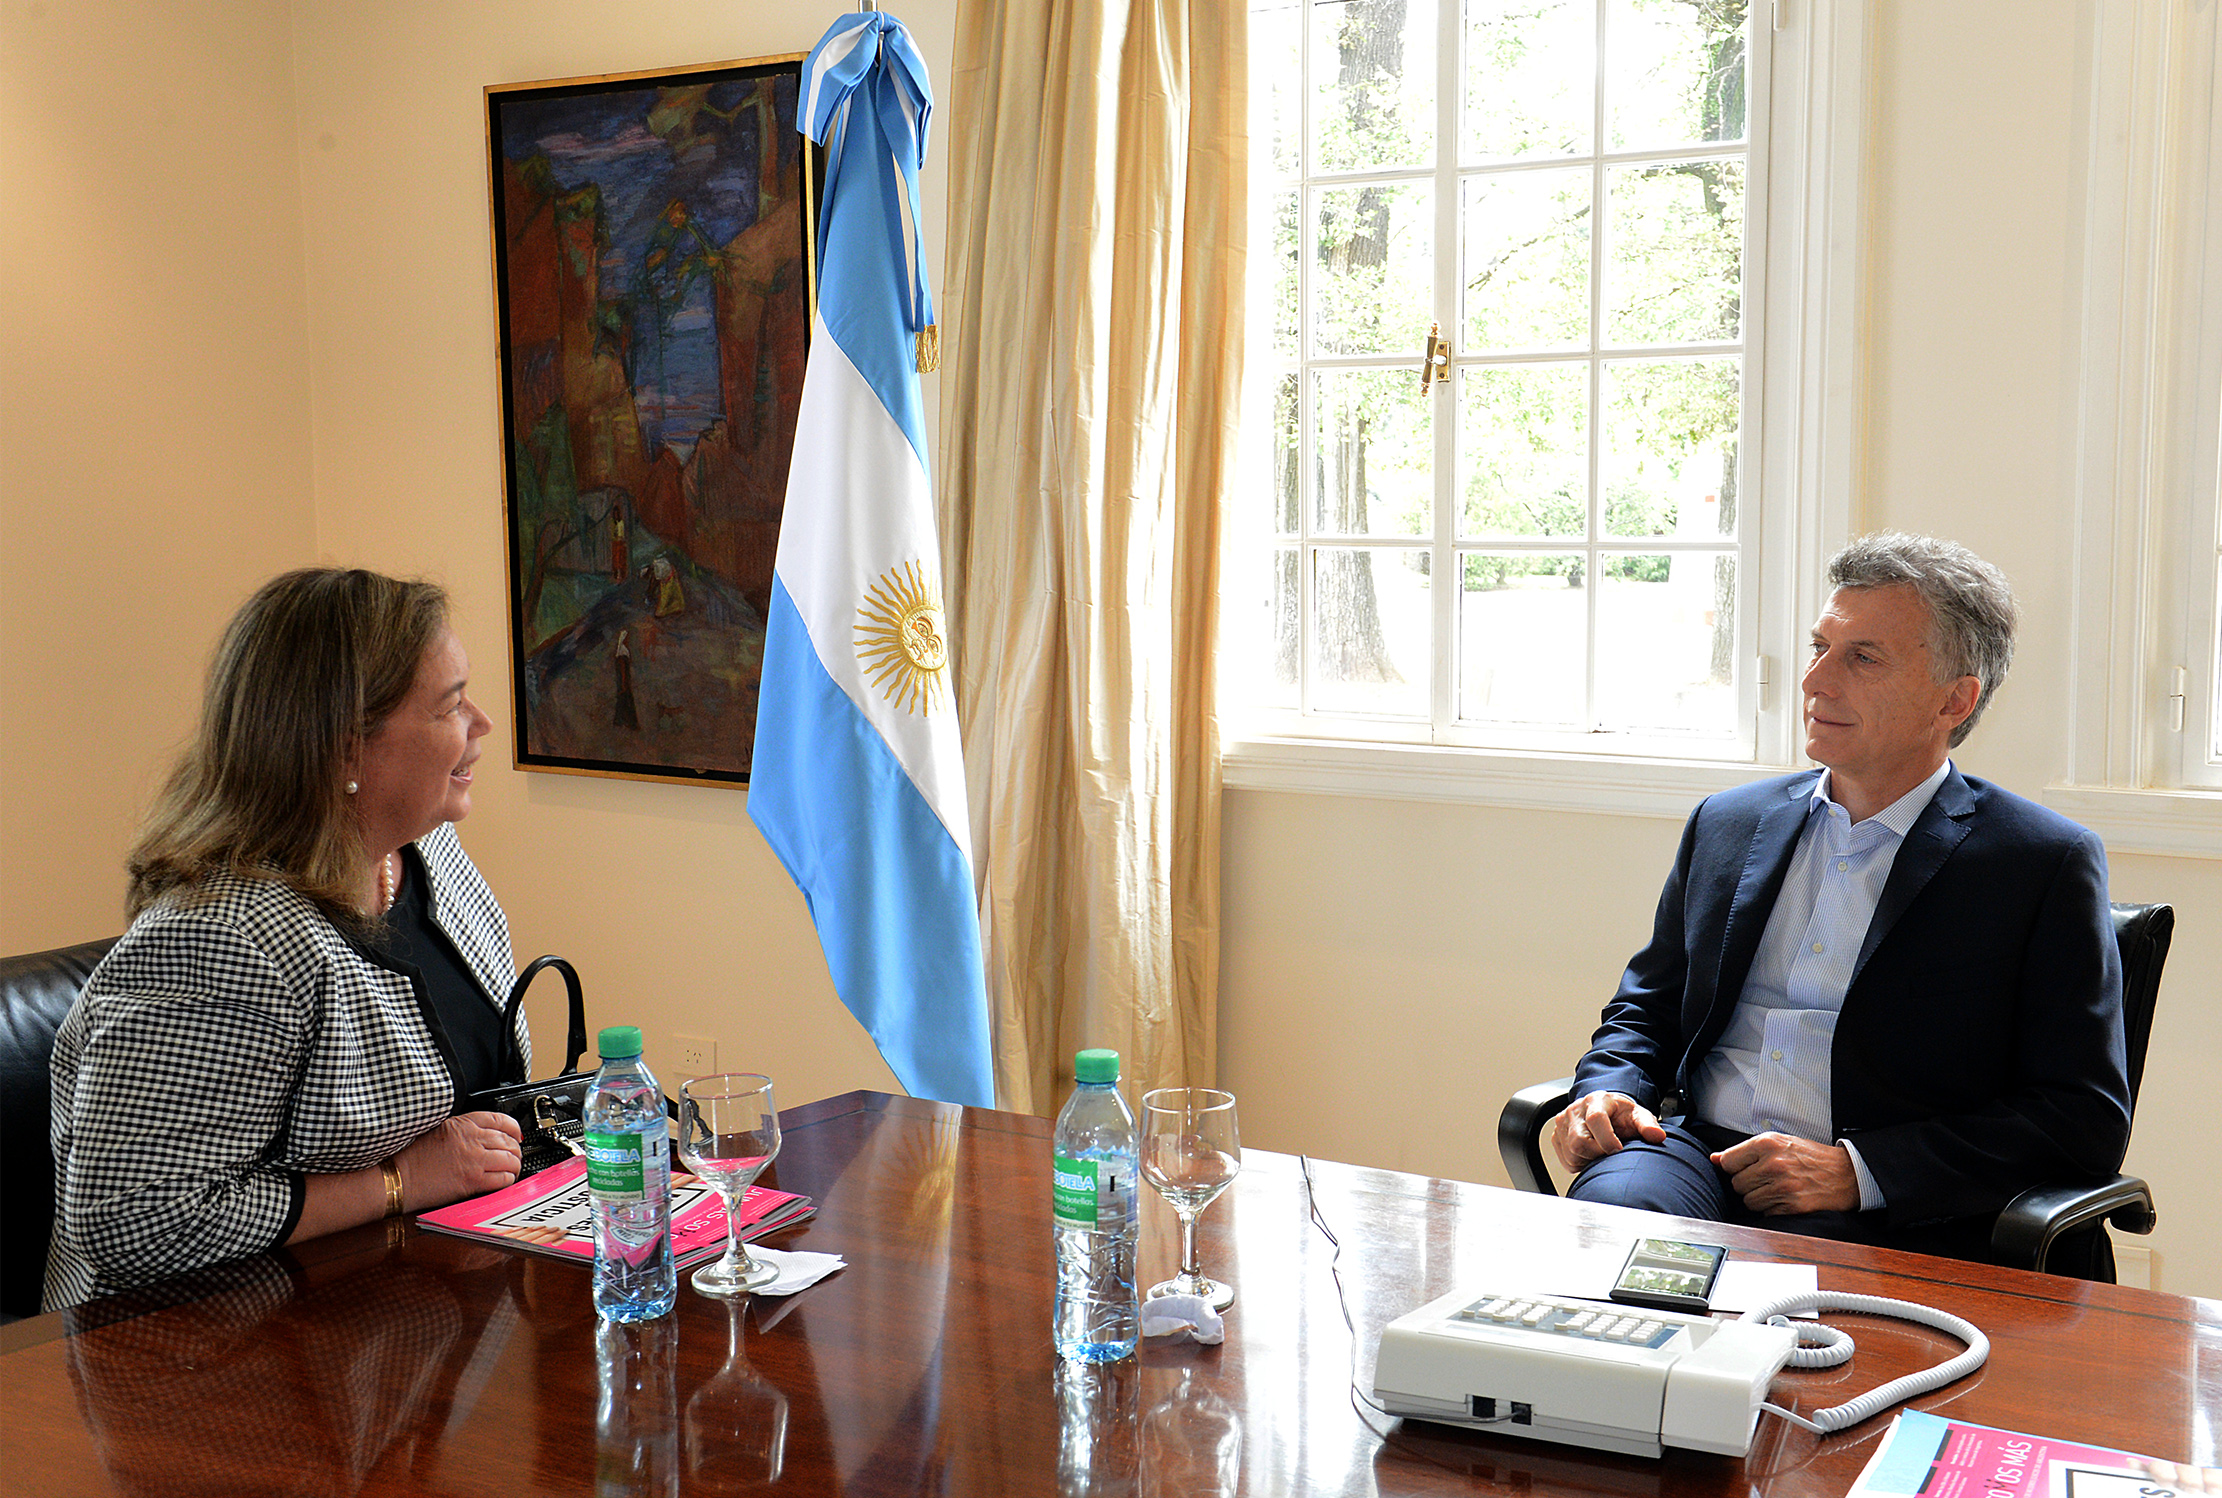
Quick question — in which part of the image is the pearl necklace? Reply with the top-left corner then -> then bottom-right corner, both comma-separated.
375,851 -> 398,915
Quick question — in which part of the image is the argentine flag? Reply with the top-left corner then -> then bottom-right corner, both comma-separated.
748,11 -> 994,1109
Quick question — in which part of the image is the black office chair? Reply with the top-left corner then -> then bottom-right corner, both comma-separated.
2,937 -> 117,1322
1496,902 -> 2173,1281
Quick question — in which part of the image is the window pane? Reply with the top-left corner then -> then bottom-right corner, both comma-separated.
1255,0 -> 1304,177
1595,552 -> 1737,734
1314,181 -> 1433,355
1605,0 -> 1748,152
1314,368 -> 1431,536
1601,356 -> 1739,538
1266,545 -> 1301,708
1462,168 -> 1592,353
1311,0 -> 1437,174
1311,546 -> 1431,716
1272,370 -> 1299,534
1458,552 -> 1586,723
1463,0 -> 1595,162
1604,159 -> 1744,346
1459,362 -> 1588,537
1272,189 -> 1300,361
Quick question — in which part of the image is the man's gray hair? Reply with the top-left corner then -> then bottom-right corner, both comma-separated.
1827,532 -> 2017,747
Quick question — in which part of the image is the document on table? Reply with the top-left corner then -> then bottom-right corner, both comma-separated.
1850,1410 -> 2222,1498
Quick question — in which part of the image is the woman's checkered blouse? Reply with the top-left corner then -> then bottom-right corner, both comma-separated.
45,823 -> 523,1311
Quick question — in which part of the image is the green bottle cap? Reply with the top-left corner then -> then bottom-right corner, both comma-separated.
1074,1048 -> 1120,1083
598,1025 -> 644,1059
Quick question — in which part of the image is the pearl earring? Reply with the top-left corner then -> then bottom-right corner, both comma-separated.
345,781 -> 359,795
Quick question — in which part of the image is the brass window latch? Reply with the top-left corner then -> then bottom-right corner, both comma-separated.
1420,321 -> 1451,393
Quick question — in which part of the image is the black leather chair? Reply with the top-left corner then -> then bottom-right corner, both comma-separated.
1496,902 -> 2173,1280
3,937 -> 117,1322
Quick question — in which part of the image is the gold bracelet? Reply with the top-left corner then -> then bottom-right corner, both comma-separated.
380,1157 -> 405,1218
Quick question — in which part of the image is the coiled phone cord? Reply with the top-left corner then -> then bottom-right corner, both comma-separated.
1740,1290 -> 1989,1434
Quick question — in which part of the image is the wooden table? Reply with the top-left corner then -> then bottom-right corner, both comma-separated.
7,1090 -> 2217,1496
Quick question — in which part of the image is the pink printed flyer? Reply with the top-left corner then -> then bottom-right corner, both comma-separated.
415,1159 -> 816,1269
1851,1411 -> 2219,1498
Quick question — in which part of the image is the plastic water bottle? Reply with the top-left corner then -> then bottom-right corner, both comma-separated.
585,1025 -> 675,1322
1052,1047 -> 1139,1362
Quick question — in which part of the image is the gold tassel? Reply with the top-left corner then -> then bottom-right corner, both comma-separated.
916,324 -> 940,374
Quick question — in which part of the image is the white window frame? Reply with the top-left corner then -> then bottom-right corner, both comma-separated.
1223,0 -> 1864,816
2045,0 -> 2222,858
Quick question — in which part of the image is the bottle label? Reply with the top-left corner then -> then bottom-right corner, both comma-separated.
1053,1153 -> 1130,1228
586,1129 -> 648,1202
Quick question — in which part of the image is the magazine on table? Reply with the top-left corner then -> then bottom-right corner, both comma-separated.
415,1158 -> 816,1271
1850,1409 -> 2219,1498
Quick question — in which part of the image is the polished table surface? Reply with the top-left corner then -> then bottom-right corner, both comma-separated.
7,1090 -> 2218,1496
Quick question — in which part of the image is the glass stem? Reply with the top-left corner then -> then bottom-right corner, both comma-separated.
722,1189 -> 748,1274
1179,1208 -> 1201,1282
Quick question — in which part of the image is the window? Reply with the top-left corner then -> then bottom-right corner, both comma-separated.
2049,0 -> 2222,855
1225,0 -> 1867,807
2145,0 -> 2222,796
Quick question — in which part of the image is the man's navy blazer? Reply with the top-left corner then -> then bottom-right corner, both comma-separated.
1571,767 -> 2131,1230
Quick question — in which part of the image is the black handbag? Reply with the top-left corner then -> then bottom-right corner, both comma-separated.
466,954 -> 594,1177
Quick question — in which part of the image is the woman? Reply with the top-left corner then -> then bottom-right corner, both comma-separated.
46,568 -> 526,1310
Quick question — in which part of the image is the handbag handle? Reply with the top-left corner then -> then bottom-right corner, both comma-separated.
502,954 -> 588,1082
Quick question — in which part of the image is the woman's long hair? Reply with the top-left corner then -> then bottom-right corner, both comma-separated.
126,568 -> 449,927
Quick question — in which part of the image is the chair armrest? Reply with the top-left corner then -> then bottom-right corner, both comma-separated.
1499,1078 -> 1577,1196
1991,1175 -> 2157,1273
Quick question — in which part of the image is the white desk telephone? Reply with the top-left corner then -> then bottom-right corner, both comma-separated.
1372,1280 -> 1989,1460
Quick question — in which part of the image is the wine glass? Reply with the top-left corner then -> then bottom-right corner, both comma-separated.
1139,1087 -> 1240,1310
677,1074 -> 782,1295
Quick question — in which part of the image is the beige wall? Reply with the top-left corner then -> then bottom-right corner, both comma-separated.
282,0 -> 959,1103
7,0 -> 2214,1298
1222,0 -> 2222,1299
1,0 -> 958,1102
1,0 -> 317,946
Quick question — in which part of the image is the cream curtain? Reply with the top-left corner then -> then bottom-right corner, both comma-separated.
937,0 -> 1246,1114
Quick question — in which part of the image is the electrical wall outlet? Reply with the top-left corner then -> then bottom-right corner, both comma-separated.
2113,1242 -> 2155,1291
672,1034 -> 717,1077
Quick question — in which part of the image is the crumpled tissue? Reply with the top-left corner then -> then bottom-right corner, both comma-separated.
1140,1293 -> 1224,1344
744,1246 -> 846,1296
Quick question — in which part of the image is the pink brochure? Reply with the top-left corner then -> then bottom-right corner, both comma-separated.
1851,1410 -> 2218,1498
415,1158 -> 814,1269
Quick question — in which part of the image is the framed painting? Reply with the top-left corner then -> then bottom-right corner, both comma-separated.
486,54 -> 817,785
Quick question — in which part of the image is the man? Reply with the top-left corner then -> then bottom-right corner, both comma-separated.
1549,533 -> 2130,1277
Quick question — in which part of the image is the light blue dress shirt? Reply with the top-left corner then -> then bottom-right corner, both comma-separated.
1685,759 -> 1953,1211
